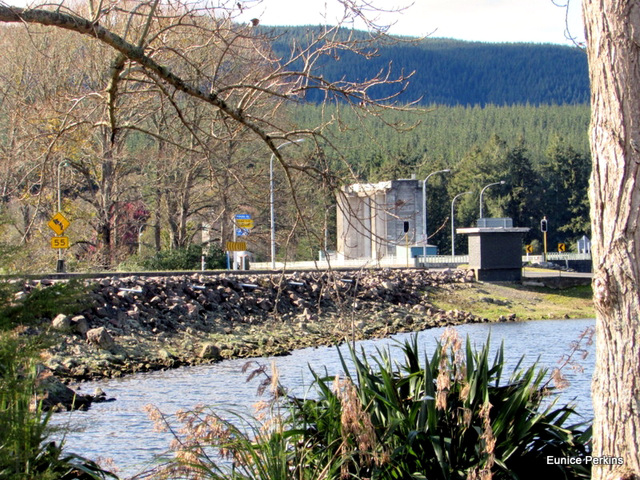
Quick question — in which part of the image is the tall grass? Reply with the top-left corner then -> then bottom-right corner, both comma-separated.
0,279 -> 117,479
0,331 -> 117,479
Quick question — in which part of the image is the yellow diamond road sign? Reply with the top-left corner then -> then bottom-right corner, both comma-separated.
48,212 -> 70,235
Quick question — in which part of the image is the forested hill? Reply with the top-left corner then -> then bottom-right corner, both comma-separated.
268,26 -> 589,106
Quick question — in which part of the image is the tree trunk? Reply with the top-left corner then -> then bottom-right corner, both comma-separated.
154,189 -> 162,252
583,1 -> 640,478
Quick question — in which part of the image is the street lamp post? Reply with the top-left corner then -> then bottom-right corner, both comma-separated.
422,169 -> 451,256
451,191 -> 472,256
270,139 -> 304,269
479,180 -> 505,219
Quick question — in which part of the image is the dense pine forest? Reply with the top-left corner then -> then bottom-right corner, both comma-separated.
269,26 -> 590,106
292,103 -> 590,174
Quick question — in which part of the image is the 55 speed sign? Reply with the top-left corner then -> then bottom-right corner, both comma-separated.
51,237 -> 70,249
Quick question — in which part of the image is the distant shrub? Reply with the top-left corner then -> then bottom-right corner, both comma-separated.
141,244 -> 226,271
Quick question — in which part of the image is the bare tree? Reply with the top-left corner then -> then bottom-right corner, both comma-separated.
0,0 -> 411,164
0,24 -> 88,249
582,0 -> 640,478
0,0 -> 413,268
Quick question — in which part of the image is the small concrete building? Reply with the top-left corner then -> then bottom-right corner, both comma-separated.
336,179 -> 430,260
458,218 -> 530,281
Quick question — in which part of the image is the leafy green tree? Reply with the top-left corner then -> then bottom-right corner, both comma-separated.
449,135 -> 510,224
542,136 -> 591,247
497,139 -> 543,242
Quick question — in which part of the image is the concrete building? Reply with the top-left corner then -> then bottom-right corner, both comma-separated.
458,218 -> 530,281
337,179 -> 434,260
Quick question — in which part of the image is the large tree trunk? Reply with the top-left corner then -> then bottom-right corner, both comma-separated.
583,1 -> 640,478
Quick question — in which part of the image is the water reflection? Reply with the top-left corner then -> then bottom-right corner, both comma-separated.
53,318 -> 595,477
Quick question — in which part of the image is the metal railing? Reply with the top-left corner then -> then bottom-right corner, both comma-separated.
251,252 -> 592,271
418,255 -> 469,266
545,252 -> 592,261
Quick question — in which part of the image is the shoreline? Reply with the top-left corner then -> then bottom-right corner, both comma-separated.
43,268 -> 489,382
32,268 -> 593,409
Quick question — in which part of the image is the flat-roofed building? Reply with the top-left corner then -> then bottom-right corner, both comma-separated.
337,179 -> 427,260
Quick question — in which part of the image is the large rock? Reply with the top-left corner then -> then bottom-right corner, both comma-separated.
52,314 -> 70,330
199,343 -> 221,360
36,369 -> 92,411
70,315 -> 89,336
86,327 -> 116,351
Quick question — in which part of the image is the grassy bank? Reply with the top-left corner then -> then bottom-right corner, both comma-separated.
430,280 -> 594,321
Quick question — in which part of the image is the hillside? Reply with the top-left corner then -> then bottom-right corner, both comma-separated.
268,26 -> 589,106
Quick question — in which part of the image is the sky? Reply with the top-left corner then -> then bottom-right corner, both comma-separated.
237,0 -> 585,46
7,0 -> 585,46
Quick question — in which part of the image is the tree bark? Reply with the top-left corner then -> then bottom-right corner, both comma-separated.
583,1 -> 640,478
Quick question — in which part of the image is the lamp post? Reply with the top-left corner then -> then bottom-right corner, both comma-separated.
270,139 -> 304,269
422,169 -> 451,256
479,180 -> 505,219
451,191 -> 472,256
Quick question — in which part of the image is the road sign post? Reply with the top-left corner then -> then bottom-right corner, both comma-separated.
233,214 -> 253,270
236,219 -> 254,229
226,241 -> 247,252
48,212 -> 71,272
48,212 -> 70,236
51,237 -> 70,249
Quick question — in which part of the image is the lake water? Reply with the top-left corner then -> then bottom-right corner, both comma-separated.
52,318 -> 596,478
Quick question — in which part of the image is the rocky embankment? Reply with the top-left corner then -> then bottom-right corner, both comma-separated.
41,268 -> 509,386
